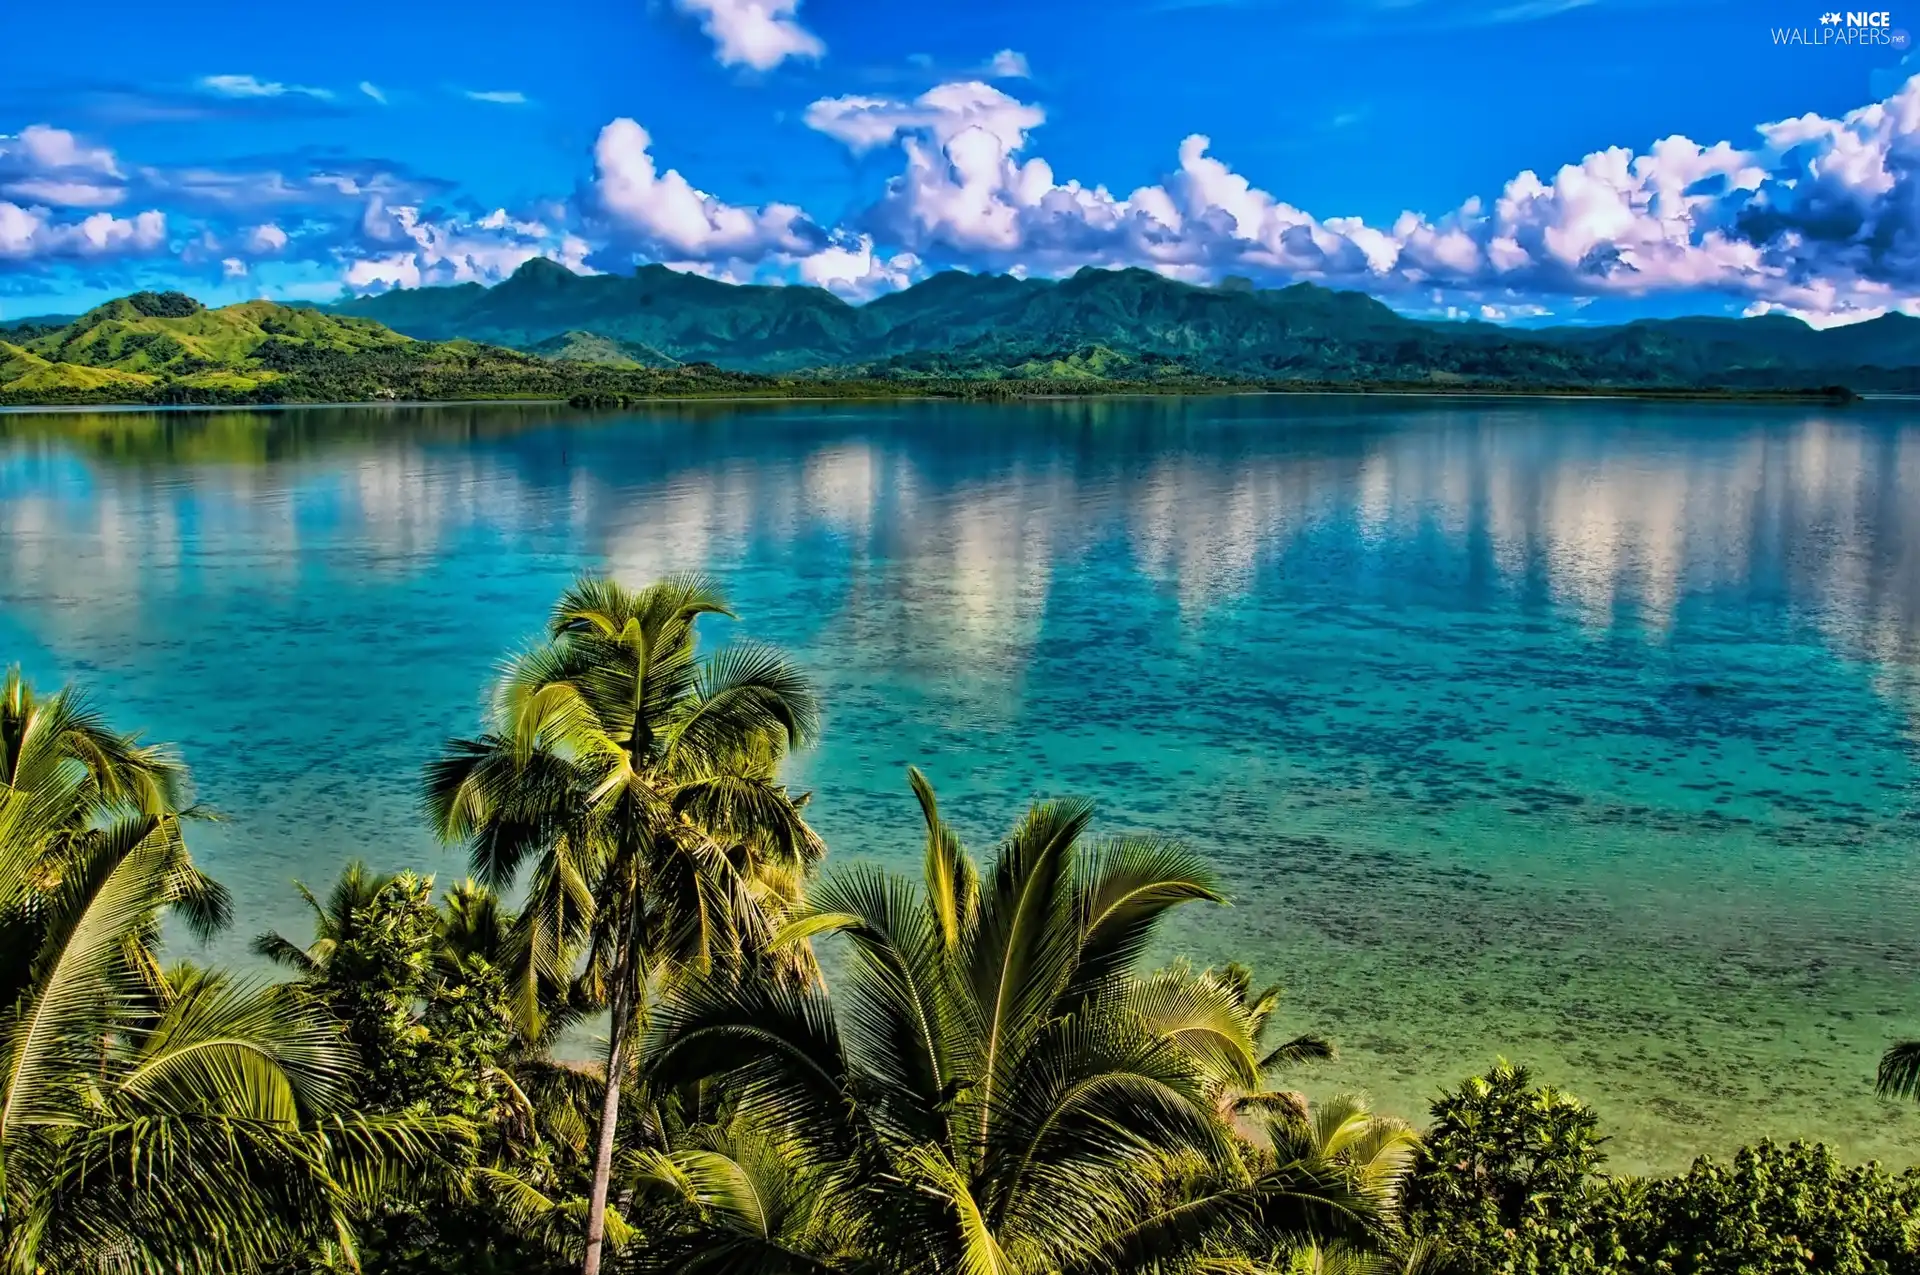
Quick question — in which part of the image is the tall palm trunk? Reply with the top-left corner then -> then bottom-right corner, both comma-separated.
425,577 -> 824,1274
583,923 -> 637,1275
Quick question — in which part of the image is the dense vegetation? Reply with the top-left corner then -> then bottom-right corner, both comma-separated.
0,292 -> 1262,407
0,292 -> 817,407
4,576 -> 1918,1273
1,269 -> 1888,406
340,258 -> 1918,392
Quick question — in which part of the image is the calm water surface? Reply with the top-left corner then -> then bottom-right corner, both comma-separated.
3,396 -> 1918,1171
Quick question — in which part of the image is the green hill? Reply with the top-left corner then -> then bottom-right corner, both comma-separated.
524,329 -> 682,368
336,261 -> 1920,392
0,291 -> 795,406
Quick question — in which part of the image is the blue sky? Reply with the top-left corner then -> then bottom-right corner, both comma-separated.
3,0 -> 1919,324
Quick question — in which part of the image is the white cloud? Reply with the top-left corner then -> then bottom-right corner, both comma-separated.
199,74 -> 334,100
0,125 -> 127,208
343,199 -> 593,293
985,49 -> 1031,78
1485,0 -> 1597,22
1479,301 -> 1553,320
29,67 -> 1920,327
463,89 -> 528,105
591,117 -> 818,260
0,204 -> 166,261
222,256 -> 247,278
674,0 -> 824,70
360,81 -> 388,105
6,125 -> 120,176
799,234 -> 921,299
804,81 -> 1045,155
791,71 -> 1920,322
142,163 -> 431,211
2,180 -> 124,207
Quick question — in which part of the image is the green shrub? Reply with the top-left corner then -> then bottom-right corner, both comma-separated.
1628,1141 -> 1920,1275
1404,1060 -> 1628,1274
1407,1065 -> 1920,1275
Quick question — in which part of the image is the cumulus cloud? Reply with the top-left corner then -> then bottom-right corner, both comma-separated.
799,234 -> 921,299
342,199 -> 592,292
0,204 -> 166,261
200,74 -> 334,100
590,117 -> 820,263
795,71 -> 1920,321
804,81 -> 1045,155
26,69 -> 1920,325
675,0 -> 824,70
0,125 -> 127,208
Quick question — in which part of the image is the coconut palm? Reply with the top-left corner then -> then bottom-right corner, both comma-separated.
0,667 -> 458,1272
639,767 -> 1388,1275
424,575 -> 824,1275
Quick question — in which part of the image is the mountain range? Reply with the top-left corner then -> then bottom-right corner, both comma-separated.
6,264 -> 1915,406
334,259 -> 1920,391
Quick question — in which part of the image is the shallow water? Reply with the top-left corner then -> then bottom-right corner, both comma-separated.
3,396 -> 1918,1171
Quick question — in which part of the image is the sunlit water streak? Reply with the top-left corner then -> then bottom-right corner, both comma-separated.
2,396 -> 1918,1171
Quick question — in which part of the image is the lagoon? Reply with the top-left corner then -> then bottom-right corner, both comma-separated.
2,395 -> 1918,1171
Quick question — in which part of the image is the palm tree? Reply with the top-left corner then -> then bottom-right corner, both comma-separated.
639,767 -> 1389,1274
0,667 -> 457,1271
1196,962 -> 1335,1138
1877,1040 -> 1920,1102
424,575 -> 824,1275
250,859 -> 397,978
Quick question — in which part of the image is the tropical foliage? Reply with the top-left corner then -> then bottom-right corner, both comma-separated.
637,766 -> 1400,1273
1405,1063 -> 1920,1275
0,668 -> 457,1274
2,573 -> 1916,1274
424,574 -> 825,1275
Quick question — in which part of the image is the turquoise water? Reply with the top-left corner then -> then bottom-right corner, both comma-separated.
3,396 -> 1919,1170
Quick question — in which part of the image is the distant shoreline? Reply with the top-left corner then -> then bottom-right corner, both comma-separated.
0,382 -> 1864,414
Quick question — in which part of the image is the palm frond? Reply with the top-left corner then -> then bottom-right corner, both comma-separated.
1879,1039 -> 1920,1101
117,977 -> 353,1121
963,797 -> 1093,1145
911,766 -> 977,954
1,814 -> 185,1136
1064,836 -> 1222,1008
1262,1034 -> 1336,1070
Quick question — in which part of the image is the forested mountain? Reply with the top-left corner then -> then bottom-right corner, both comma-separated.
337,259 -> 1920,390
7,267 -> 1912,406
